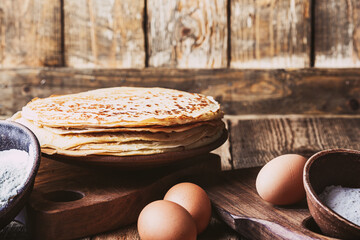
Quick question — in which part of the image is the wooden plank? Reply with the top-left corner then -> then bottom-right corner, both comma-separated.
314,0 -> 360,67
228,115 -> 360,169
230,0 -> 311,68
0,0 -> 62,67
147,0 -> 227,68
64,0 -> 145,68
0,68 -> 359,117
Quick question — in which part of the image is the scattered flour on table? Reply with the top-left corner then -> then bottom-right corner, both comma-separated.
319,185 -> 360,226
0,148 -> 33,208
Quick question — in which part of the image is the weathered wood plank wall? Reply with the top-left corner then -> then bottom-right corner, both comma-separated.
0,0 -> 359,118
64,0 -> 145,68
1,0 -> 360,68
0,0 -> 62,67
147,0 -> 228,68
315,0 -> 360,67
230,0 -> 311,68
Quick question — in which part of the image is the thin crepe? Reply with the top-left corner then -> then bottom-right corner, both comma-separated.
41,130 -> 223,156
15,115 -> 223,150
13,112 -> 225,157
21,87 -> 222,128
12,87 -> 225,158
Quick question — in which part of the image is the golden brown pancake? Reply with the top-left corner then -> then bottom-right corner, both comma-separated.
14,114 -> 223,150
11,87 -> 225,157
40,130 -> 223,156
21,87 -> 222,128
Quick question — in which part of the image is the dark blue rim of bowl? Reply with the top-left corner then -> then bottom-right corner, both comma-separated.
0,120 -> 41,211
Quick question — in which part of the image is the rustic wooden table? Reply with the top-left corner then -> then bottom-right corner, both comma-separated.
1,115 -> 359,240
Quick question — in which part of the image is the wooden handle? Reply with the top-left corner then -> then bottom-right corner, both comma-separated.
214,206 -> 323,240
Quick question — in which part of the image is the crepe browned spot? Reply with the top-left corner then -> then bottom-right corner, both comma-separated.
21,87 -> 222,128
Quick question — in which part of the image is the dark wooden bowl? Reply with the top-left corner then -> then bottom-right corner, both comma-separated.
0,120 -> 41,229
303,149 -> 360,239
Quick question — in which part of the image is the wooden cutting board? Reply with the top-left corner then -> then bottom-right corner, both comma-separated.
26,153 -> 221,240
27,155 -> 339,240
53,166 -> 339,240
206,168 -> 337,240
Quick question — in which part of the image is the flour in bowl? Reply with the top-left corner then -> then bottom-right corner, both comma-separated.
0,148 -> 33,208
319,185 -> 360,226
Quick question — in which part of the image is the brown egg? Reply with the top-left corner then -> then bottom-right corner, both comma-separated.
137,200 -> 197,240
256,154 -> 307,205
164,182 -> 211,233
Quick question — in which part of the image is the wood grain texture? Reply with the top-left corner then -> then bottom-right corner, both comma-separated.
147,0 -> 227,68
227,115 -> 360,169
231,0 -> 311,68
64,0 -> 145,68
0,0 -> 62,67
315,0 -> 360,67
1,68 -> 359,118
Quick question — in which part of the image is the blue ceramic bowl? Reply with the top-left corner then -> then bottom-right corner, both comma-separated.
0,120 -> 40,229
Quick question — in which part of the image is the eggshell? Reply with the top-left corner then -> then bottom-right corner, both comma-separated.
164,182 -> 211,233
137,200 -> 197,240
256,154 -> 307,205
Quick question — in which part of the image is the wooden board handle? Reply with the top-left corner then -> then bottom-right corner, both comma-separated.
214,206 -> 322,240
206,168 -> 337,240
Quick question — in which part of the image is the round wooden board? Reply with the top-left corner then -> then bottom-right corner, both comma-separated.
42,130 -> 228,169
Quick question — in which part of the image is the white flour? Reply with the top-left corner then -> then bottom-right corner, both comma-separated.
0,148 -> 32,208
319,185 -> 360,226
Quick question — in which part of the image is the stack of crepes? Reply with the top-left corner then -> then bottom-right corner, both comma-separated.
10,87 -> 225,157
